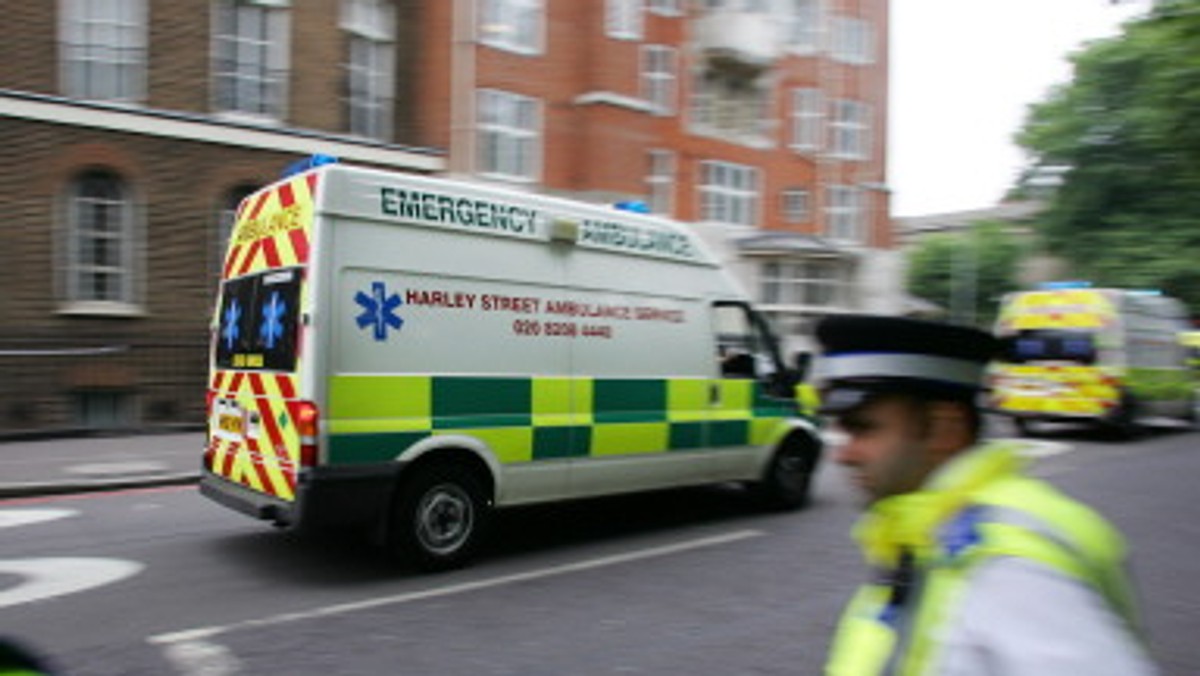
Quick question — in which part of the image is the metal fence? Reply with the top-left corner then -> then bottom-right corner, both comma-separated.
0,335 -> 208,438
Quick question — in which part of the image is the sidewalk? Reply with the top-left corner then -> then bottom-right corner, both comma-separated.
0,432 -> 203,499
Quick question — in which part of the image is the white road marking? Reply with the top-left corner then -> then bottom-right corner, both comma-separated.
150,529 -> 764,648
1011,439 -> 1074,458
0,557 -> 144,609
161,640 -> 244,676
0,508 -> 77,529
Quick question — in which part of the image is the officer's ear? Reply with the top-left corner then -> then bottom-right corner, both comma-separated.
924,400 -> 973,459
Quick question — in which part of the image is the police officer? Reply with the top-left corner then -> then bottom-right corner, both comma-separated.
815,314 -> 1157,675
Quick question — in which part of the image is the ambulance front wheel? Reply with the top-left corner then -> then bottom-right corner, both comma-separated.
752,435 -> 819,510
391,463 -> 490,571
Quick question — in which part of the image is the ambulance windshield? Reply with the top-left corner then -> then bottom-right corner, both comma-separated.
214,267 -> 302,371
1001,329 -> 1097,365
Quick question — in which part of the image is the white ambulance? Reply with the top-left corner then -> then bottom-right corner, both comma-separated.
202,159 -> 821,569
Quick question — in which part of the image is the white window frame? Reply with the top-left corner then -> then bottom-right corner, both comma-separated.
212,0 -> 291,120
342,0 -> 395,140
830,99 -> 870,160
787,0 -> 821,55
607,0 -> 644,40
63,169 -> 140,311
699,160 -> 760,227
790,88 -> 823,153
781,188 -> 810,224
59,0 -> 148,103
641,45 -> 678,116
646,149 -> 676,216
479,0 -> 544,55
691,69 -> 773,145
647,0 -> 682,17
760,259 -> 844,308
477,89 -> 541,182
831,15 -> 873,65
825,184 -> 866,243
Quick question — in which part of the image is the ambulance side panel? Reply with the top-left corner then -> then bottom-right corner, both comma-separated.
323,215 -> 576,505
559,247 -> 780,499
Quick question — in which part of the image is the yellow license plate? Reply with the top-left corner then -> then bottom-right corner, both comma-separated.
218,414 -> 244,435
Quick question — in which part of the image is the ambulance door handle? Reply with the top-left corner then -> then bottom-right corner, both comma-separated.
710,383 -> 721,406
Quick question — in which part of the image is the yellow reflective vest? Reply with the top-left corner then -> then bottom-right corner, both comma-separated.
825,441 -> 1147,675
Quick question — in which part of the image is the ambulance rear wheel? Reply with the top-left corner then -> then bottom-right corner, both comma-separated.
391,464 -> 489,571
1107,392 -> 1141,440
1013,418 -> 1038,437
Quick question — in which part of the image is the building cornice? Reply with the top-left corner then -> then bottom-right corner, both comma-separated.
0,89 -> 445,172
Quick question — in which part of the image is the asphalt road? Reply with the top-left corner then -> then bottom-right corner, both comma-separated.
1,423 -> 1197,675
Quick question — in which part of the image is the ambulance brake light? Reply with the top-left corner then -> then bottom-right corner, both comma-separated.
295,401 -> 320,467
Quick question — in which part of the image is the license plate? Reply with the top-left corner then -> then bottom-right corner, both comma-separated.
212,399 -> 245,440
218,414 -> 244,435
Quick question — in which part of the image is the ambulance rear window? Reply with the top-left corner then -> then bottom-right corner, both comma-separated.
1002,329 -> 1096,365
215,267 -> 302,371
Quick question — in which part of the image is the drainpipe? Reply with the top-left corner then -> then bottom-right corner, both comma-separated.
450,0 -> 476,176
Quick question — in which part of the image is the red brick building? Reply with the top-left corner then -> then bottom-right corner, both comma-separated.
0,0 -> 892,434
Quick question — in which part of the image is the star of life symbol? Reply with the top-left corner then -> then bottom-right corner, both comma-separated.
259,291 -> 287,349
222,299 -> 242,351
355,282 -> 403,341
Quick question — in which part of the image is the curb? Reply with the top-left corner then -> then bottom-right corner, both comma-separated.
0,472 -> 200,500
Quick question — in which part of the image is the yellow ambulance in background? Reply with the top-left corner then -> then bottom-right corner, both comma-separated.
990,284 -> 1198,437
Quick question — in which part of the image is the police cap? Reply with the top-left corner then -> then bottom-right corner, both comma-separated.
813,314 -> 998,414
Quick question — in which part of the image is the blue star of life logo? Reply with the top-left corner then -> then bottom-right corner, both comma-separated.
222,299 -> 242,351
355,281 -> 404,341
259,291 -> 287,349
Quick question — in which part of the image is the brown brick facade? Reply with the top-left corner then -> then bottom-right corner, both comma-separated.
0,0 -> 888,434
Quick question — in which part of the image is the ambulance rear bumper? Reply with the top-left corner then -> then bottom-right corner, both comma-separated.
200,463 -> 402,529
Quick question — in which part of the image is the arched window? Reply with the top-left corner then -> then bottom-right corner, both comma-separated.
66,169 -> 135,304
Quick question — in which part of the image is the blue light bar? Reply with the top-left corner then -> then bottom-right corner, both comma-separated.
613,200 -> 650,214
1038,281 -> 1092,290
281,153 -> 339,178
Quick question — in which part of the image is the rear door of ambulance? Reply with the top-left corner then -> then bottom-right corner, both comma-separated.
205,169 -> 321,515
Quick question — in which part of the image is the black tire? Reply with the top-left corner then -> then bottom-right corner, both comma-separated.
1013,418 -> 1037,438
391,463 -> 490,571
753,435 -> 819,510
1107,392 -> 1141,441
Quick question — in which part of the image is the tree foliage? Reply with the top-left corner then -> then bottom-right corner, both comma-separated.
905,222 -> 1024,328
1015,1 -> 1200,314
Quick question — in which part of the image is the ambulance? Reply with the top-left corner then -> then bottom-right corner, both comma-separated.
201,158 -> 821,569
990,284 -> 1198,437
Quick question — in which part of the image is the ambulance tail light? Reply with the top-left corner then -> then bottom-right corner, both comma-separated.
296,401 -> 320,468
203,390 -> 217,470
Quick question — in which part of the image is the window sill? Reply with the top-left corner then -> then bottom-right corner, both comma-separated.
57,302 -> 147,318
479,40 -> 544,57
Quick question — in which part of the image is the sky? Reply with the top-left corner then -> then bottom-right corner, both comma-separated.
889,0 -> 1149,217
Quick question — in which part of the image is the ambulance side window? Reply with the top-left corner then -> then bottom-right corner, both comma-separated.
712,302 -> 780,381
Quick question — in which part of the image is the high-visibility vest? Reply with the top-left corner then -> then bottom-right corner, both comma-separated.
825,441 -> 1142,675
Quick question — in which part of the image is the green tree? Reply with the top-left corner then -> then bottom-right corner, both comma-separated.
906,222 -> 1024,328
1016,1 -> 1200,314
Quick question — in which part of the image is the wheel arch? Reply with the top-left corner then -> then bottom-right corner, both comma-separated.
395,435 -> 499,505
